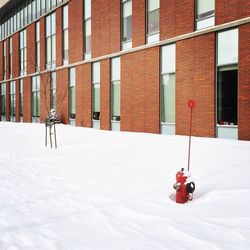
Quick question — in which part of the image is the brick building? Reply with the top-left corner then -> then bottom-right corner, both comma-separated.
0,0 -> 249,140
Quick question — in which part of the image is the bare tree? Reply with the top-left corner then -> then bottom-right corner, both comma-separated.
29,57 -> 68,148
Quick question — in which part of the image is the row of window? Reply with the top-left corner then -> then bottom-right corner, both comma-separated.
0,0 -> 66,40
1,0 -> 216,80
0,28 -> 238,134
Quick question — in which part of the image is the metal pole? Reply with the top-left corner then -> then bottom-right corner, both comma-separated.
45,120 -> 47,147
54,123 -> 57,149
188,107 -> 193,171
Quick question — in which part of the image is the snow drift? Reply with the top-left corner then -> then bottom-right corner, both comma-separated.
0,122 -> 250,250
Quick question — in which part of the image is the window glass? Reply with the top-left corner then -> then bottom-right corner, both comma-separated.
51,72 -> 56,109
10,81 -> 16,117
1,83 -> 6,116
20,80 -> 23,116
69,68 -> 76,118
217,66 -> 238,125
197,0 -> 214,18
161,74 -> 175,123
147,0 -> 159,35
111,57 -> 120,81
92,62 -> 100,83
63,5 -> 68,29
122,0 -> 132,42
218,29 -> 238,66
32,76 -> 40,117
112,81 -> 120,120
84,0 -> 91,19
161,44 -> 176,74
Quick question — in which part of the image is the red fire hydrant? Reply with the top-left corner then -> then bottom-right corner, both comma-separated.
173,168 -> 195,204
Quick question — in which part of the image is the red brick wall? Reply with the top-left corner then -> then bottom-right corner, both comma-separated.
5,82 -> 10,121
56,7 -> 63,67
76,63 -> 92,127
161,0 -> 195,40
121,47 -> 160,133
23,77 -> 32,123
176,33 -> 215,137
40,17 -> 46,71
15,80 -> 20,122
92,0 -> 120,58
0,41 -> 3,80
5,39 -> 9,79
216,0 -> 250,25
132,0 -> 146,47
239,23 -> 250,140
40,72 -> 51,122
69,0 -> 83,63
12,33 -> 20,78
100,59 -> 111,130
56,68 -> 69,124
27,23 -> 36,74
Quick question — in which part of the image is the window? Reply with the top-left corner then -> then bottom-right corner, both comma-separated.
69,67 -> 76,124
161,44 -> 176,134
46,0 -> 51,12
51,71 -> 56,110
111,57 -> 120,122
84,0 -> 91,58
196,0 -> 215,30
32,75 -> 40,119
10,81 -> 16,121
46,12 -> 56,70
37,0 -> 41,17
32,0 -> 36,21
20,79 -> 23,119
92,62 -> 100,121
147,0 -> 159,43
63,5 -> 69,65
36,21 -> 40,71
122,0 -> 132,50
3,41 -> 6,80
9,37 -> 12,78
19,29 -> 27,76
1,83 -> 6,121
217,29 -> 238,127
41,0 -> 46,15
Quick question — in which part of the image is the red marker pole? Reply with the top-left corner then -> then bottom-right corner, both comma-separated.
187,100 -> 196,171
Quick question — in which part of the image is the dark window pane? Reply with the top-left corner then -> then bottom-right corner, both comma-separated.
122,15 -> 132,42
217,68 -> 238,125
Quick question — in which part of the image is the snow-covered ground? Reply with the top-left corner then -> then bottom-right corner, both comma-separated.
0,122 -> 250,250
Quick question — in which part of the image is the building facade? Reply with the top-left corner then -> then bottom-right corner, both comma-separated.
0,0 -> 249,140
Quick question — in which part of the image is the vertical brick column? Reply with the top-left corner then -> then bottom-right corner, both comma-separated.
100,59 -> 110,130
56,6 -> 63,67
75,63 -> 92,127
0,41 -> 3,80
5,82 -> 10,121
216,0 -> 239,25
132,0 -> 146,47
40,72 -> 51,122
56,68 -> 69,124
121,47 -> 160,133
12,33 -> 20,78
6,39 -> 9,80
83,63 -> 92,127
23,77 -> 32,123
15,80 -> 20,122
175,0 -> 194,36
92,0 -> 120,58
69,0 -> 83,63
27,23 -> 36,74
160,0 -> 176,40
239,23 -> 250,140
76,64 -> 84,126
40,17 -> 46,71
176,33 -> 215,137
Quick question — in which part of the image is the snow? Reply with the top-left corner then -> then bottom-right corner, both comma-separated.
0,122 -> 250,250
